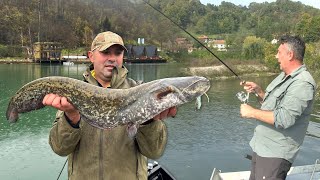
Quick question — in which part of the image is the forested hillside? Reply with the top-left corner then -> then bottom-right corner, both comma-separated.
1,0 -> 320,53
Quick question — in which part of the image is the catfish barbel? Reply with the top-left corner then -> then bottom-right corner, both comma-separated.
6,76 -> 210,129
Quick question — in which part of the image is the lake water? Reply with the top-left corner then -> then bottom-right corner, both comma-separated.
0,63 -> 319,180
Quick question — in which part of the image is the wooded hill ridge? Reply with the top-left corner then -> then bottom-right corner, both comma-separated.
1,0 -> 320,50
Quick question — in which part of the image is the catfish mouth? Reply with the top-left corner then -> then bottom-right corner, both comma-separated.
150,77 -> 210,109
181,77 -> 210,101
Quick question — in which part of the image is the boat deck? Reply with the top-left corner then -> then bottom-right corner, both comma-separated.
211,161 -> 320,180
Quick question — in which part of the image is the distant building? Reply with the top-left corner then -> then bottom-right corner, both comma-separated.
124,45 -> 165,63
33,42 -> 63,62
198,35 -> 209,43
174,38 -> 193,52
138,38 -> 145,45
210,40 -> 227,51
175,38 -> 188,45
188,47 -> 194,53
271,38 -> 278,44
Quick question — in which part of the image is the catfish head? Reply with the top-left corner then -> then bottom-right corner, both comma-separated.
118,76 -> 211,124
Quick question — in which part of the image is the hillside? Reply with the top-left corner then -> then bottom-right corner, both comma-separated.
1,0 -> 320,49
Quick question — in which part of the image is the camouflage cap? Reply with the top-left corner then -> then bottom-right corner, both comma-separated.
91,31 -> 127,52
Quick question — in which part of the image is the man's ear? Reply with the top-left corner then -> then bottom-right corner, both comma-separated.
88,51 -> 94,63
288,51 -> 295,61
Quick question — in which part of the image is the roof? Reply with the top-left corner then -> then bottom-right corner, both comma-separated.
198,35 -> 208,39
213,40 -> 226,44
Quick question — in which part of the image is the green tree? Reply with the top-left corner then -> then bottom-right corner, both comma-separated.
242,36 -> 267,60
304,42 -> 320,70
264,42 -> 279,71
295,13 -> 312,38
99,16 -> 111,32
0,6 -> 23,44
305,16 -> 320,42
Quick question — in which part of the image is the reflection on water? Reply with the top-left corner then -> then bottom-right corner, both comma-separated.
0,63 -> 319,180
126,63 -> 187,82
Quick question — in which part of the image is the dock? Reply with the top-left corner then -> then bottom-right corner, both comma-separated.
124,44 -> 166,63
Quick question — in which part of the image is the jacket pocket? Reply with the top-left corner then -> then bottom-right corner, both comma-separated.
262,87 -> 286,110
273,88 -> 286,107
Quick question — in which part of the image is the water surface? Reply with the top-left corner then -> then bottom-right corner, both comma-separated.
0,63 -> 319,180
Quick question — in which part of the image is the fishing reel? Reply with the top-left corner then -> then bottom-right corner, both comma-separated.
236,91 -> 249,104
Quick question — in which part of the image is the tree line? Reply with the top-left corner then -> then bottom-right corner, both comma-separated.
0,0 -> 320,67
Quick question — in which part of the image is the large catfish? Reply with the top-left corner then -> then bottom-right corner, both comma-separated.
6,76 -> 210,129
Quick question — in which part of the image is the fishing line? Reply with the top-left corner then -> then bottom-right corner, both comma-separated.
57,159 -> 68,180
141,0 -> 243,82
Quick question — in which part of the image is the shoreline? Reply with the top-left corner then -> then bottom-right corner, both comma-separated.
0,58 -> 34,64
0,58 -> 91,64
0,59 -> 276,78
181,64 -> 277,80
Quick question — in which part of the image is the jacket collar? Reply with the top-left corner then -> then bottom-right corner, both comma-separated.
289,64 -> 306,78
279,64 -> 307,81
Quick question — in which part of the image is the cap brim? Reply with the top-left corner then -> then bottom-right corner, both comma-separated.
98,43 -> 127,52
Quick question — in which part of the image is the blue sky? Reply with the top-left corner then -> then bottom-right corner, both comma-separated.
199,0 -> 320,9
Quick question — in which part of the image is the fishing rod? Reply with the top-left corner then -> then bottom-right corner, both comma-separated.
141,0 -> 243,82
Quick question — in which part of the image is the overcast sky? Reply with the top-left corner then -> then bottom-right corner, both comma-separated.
199,0 -> 320,9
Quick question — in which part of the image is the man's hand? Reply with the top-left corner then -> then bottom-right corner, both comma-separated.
240,81 -> 261,94
240,104 -> 255,118
240,81 -> 265,103
153,107 -> 177,121
43,93 -> 80,124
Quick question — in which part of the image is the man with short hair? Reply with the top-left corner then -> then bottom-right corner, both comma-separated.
240,35 -> 316,180
44,31 -> 176,180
